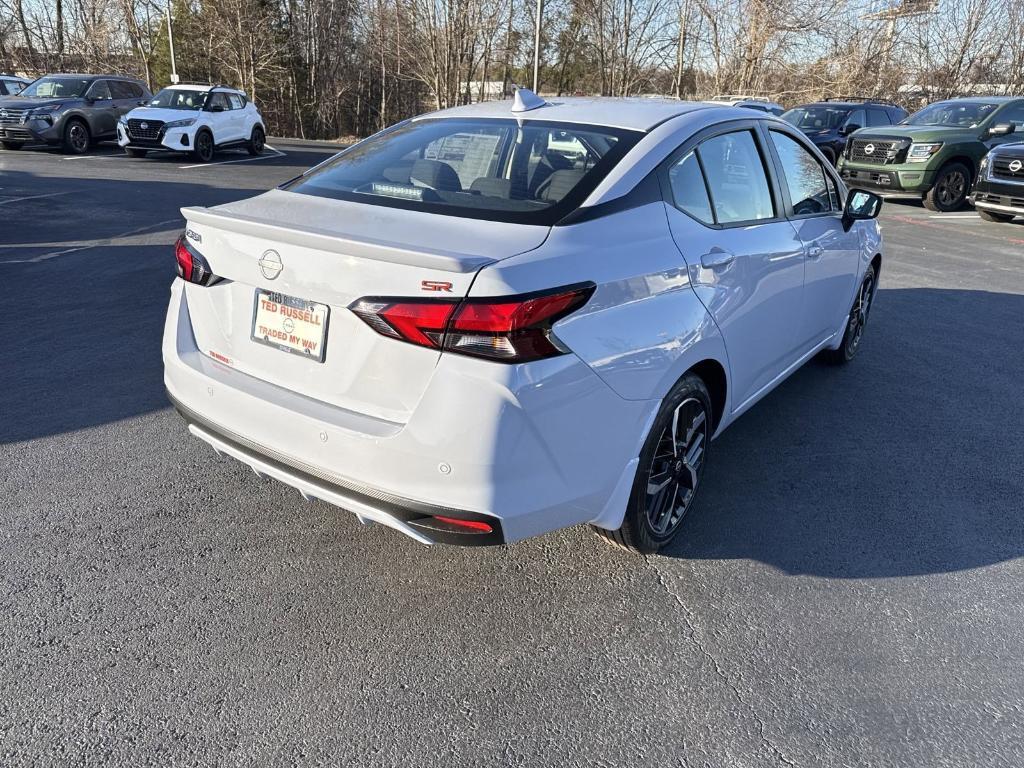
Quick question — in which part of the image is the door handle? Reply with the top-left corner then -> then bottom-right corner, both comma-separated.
806,245 -> 824,260
700,247 -> 736,269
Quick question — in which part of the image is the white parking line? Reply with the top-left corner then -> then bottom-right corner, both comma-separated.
179,145 -> 286,170
0,191 -> 72,206
927,214 -> 980,220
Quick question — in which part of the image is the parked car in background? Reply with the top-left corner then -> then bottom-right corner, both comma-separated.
165,91 -> 883,554
837,96 -> 1024,211
0,73 -> 150,153
707,95 -> 785,116
0,74 -> 30,96
117,83 -> 265,162
970,142 -> 1024,223
782,98 -> 908,165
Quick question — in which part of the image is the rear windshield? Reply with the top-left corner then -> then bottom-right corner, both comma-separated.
284,118 -> 642,224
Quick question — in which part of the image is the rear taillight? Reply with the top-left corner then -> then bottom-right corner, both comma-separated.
350,283 -> 594,363
174,235 -> 220,286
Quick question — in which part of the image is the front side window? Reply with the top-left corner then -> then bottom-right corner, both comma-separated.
284,118 -> 641,224
769,131 -> 835,216
149,88 -> 207,110
844,109 -> 866,131
903,101 -> 1000,127
110,81 -> 136,100
20,77 -> 91,98
867,108 -> 892,127
993,101 -> 1024,131
695,130 -> 775,224
207,92 -> 231,111
87,80 -> 112,100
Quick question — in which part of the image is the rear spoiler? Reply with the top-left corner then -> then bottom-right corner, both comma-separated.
180,205 -> 494,274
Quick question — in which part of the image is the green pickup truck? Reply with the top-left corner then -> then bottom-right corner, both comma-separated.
837,96 -> 1024,211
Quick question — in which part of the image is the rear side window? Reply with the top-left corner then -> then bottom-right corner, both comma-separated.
284,118 -> 642,225
228,93 -> 245,110
695,130 -> 775,224
768,131 -> 837,215
668,151 -> 714,224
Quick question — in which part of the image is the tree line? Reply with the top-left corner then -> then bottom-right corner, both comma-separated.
1,0 -> 1022,140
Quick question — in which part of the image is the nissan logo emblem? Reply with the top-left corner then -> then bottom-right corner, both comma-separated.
140,121 -> 148,130
864,143 -> 875,155
0,109 -> 6,119
1010,159 -> 1023,174
258,250 -> 284,280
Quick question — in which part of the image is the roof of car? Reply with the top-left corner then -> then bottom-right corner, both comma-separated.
41,73 -> 141,80
163,83 -> 244,93
419,96 -> 719,132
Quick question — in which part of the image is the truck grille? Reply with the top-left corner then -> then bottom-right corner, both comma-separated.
127,119 -> 164,141
847,137 -> 909,165
0,107 -> 29,125
991,155 -> 1024,181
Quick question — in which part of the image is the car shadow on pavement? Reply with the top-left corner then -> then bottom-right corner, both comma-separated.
663,286 -> 1024,579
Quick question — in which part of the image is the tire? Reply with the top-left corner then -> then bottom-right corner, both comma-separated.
593,373 -> 712,554
125,148 -> 148,158
977,209 -> 1015,223
1,140 -> 22,150
247,125 -> 265,156
192,130 -> 215,163
62,119 -> 90,155
823,263 -> 877,365
821,147 -> 837,166
923,162 -> 970,212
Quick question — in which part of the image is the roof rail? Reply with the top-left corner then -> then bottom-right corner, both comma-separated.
711,94 -> 772,103
824,95 -> 899,105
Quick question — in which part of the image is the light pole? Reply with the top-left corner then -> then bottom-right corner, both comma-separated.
166,1 -> 179,84
532,0 -> 543,92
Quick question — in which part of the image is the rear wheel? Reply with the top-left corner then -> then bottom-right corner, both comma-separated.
923,162 -> 970,212
977,209 -> 1016,223
62,119 -> 90,155
125,148 -> 148,158
247,125 -> 265,156
1,140 -> 22,150
823,263 -> 876,365
593,373 -> 711,554
192,130 -> 214,163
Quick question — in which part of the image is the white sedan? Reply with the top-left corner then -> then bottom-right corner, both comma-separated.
118,84 -> 265,162
164,90 -> 882,553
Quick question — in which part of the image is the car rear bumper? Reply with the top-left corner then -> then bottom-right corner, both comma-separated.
163,279 -> 654,546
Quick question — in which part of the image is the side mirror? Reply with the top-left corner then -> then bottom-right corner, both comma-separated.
842,188 -> 882,230
841,123 -> 862,136
987,122 -> 1015,137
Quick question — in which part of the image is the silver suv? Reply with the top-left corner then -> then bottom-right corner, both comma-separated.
0,74 -> 151,153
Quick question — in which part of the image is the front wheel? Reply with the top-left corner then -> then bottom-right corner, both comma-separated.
247,126 -> 265,156
62,119 -> 90,155
593,373 -> 712,554
192,130 -> 215,163
977,209 -> 1016,223
823,263 -> 876,365
923,162 -> 970,212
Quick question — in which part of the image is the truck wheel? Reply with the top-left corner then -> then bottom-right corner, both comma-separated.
821,147 -> 837,165
923,162 -> 970,212
977,209 -> 1015,223
62,119 -> 91,155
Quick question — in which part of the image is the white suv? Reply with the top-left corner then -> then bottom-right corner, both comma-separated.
117,84 -> 265,162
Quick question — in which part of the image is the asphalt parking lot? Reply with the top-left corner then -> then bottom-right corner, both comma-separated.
1,139 -> 1023,767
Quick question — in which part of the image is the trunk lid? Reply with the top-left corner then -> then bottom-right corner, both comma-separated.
180,189 -> 549,423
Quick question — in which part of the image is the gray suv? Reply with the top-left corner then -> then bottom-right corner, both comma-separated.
0,74 -> 151,153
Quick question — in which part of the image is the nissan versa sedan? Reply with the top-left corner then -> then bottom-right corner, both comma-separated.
165,90 -> 883,554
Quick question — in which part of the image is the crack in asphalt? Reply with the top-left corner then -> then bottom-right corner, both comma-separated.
0,218 -> 181,264
647,556 -> 797,767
